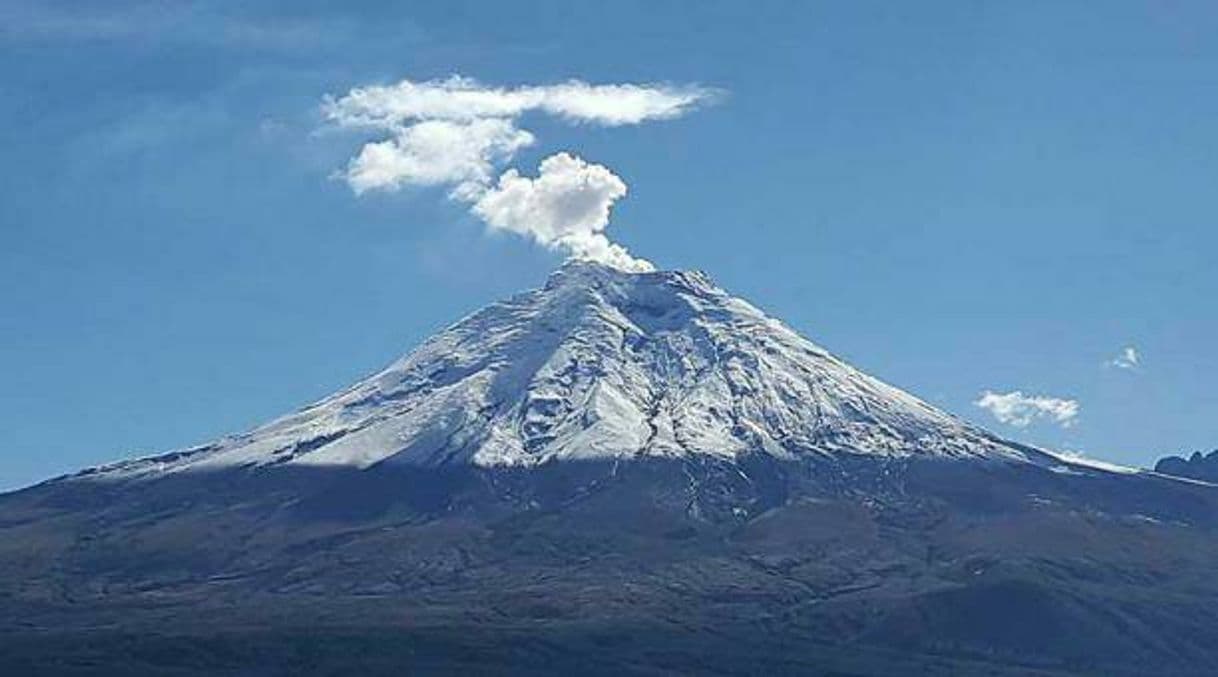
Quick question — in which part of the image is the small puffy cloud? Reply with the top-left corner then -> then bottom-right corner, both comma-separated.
343,118 -> 534,195
324,74 -> 716,270
323,75 -> 716,128
975,390 -> 1079,428
472,153 -> 650,272
1106,346 -> 1140,370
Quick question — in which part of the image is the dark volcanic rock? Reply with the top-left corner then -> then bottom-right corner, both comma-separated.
1155,450 -> 1218,483
4,454 -> 1218,676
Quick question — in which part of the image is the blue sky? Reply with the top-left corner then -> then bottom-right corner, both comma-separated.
2,1 -> 1216,489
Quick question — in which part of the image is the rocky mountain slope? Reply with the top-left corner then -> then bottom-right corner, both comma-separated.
1155,450 -> 1218,483
3,261 -> 1217,676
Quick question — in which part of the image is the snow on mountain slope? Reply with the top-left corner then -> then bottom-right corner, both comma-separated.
77,260 -> 1041,481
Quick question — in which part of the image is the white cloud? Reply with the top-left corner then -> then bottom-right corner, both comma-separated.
1106,346 -> 1140,370
324,75 -> 716,270
323,75 -> 716,128
472,153 -> 650,272
343,118 -> 534,195
975,390 -> 1079,428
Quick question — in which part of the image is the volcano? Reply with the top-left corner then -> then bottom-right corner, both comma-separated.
3,261 -> 1218,676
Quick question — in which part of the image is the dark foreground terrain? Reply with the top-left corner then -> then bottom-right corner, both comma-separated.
3,454 -> 1218,676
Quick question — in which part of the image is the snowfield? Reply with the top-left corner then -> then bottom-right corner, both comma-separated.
80,261 -> 1065,481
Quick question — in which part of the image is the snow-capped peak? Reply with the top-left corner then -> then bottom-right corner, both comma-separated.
79,261 -> 1036,480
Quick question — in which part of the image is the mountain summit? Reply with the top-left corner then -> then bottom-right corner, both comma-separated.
84,260 -> 1036,482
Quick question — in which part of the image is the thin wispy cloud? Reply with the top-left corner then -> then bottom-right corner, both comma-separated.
975,390 -> 1079,428
0,2 -> 375,51
324,75 -> 719,271
1106,346 -> 1140,370
324,76 -> 714,127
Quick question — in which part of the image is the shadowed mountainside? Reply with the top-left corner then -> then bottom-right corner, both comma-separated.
4,453 -> 1218,675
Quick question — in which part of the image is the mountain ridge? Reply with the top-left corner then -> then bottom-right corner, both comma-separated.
1155,449 -> 1218,483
